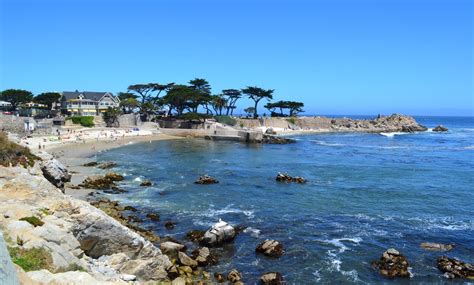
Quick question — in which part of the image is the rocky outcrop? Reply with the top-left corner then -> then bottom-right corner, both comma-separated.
105,172 -> 124,182
195,175 -> 219,184
275,172 -> 306,183
371,248 -> 410,278
420,242 -> 454,251
256,240 -> 285,258
80,175 -> 116,190
261,135 -> 295,144
37,152 -> 71,190
260,272 -> 285,285
192,247 -> 218,266
98,162 -> 118,169
331,114 -> 427,133
265,128 -> 277,135
437,256 -> 474,279
433,125 -> 448,132
160,241 -> 186,260
201,220 -> 236,247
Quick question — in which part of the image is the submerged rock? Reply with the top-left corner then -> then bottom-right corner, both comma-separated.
260,272 -> 285,285
186,229 -> 205,242
256,239 -> 285,258
433,125 -> 448,132
80,175 -> 116,190
201,219 -> 236,247
275,172 -> 306,184
437,256 -> 474,279
97,162 -> 118,169
165,221 -> 176,230
195,175 -> 219,184
420,242 -> 454,251
371,248 -> 410,278
140,180 -> 152,187
146,213 -> 160,221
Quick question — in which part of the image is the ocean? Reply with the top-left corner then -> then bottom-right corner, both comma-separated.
95,116 -> 474,284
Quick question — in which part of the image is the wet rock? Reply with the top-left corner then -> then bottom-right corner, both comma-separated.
192,247 -> 218,266
256,239 -> 285,258
214,272 -> 225,283
265,128 -> 277,135
165,221 -> 176,230
260,272 -> 285,285
433,125 -> 448,132
420,242 -> 454,251
437,256 -> 474,279
140,180 -> 152,186
262,135 -> 295,144
201,219 -> 236,247
80,175 -> 115,190
178,251 -> 198,269
227,269 -> 242,283
371,248 -> 410,278
195,175 -> 219,184
105,172 -> 124,181
160,241 -> 186,259
186,229 -> 205,242
83,161 -> 98,167
123,205 -> 137,212
146,213 -> 160,221
275,172 -> 306,183
97,161 -> 118,169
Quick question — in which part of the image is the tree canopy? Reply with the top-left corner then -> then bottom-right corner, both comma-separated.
241,86 -> 274,119
33,92 -> 61,109
0,89 -> 33,110
264,100 -> 304,117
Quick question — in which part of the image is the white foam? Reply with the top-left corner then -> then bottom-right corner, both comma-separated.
133,177 -> 142,182
243,227 -> 261,238
464,145 -> 474,150
311,140 -> 345,147
379,132 -> 406,138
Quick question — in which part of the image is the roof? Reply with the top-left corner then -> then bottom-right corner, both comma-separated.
62,91 -> 113,101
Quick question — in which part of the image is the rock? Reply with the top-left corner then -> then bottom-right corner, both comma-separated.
37,153 -> 71,190
160,241 -> 186,259
437,256 -> 474,279
260,272 -> 285,285
165,221 -> 176,230
105,172 -> 124,182
166,265 -> 180,280
27,270 -> 118,285
201,220 -> 236,247
265,128 -> 277,135
420,242 -> 454,251
195,175 -> 219,184
178,251 -> 198,269
262,135 -> 295,144
186,230 -> 205,242
214,272 -> 225,283
83,161 -> 99,167
80,175 -> 115,190
256,239 -> 285,258
123,205 -> 137,212
433,125 -> 448,132
371,248 -> 410,278
120,274 -> 136,281
140,180 -> 152,187
97,162 -> 118,169
171,276 -> 186,285
146,213 -> 160,221
192,247 -> 218,266
227,269 -> 242,283
275,172 -> 306,183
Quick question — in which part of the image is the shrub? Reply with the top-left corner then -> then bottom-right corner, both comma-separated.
8,246 -> 53,272
19,216 -> 44,227
67,116 -> 95,127
0,132 -> 38,167
214,116 -> 237,126
286,117 -> 297,125
177,112 -> 212,121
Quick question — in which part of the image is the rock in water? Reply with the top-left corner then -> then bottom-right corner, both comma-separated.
420,242 -> 454,251
105,172 -> 124,181
214,272 -> 225,283
437,256 -> 474,279
177,252 -> 198,269
371,248 -> 410,278
260,272 -> 285,285
256,240 -> 285,258
82,161 -> 98,167
192,247 -> 218,266
97,161 -> 118,169
201,220 -> 236,246
140,180 -> 152,186
38,153 -> 71,190
275,172 -> 306,184
186,229 -> 205,242
160,241 -> 186,259
433,125 -> 448,132
195,175 -> 219,184
262,135 -> 295,144
265,128 -> 277,135
80,175 -> 115,190
227,269 -> 242,283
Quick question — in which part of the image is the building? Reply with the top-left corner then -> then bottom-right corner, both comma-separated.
0,100 -> 12,110
61,91 -> 120,116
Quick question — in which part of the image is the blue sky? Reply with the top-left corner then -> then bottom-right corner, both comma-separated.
0,0 -> 472,116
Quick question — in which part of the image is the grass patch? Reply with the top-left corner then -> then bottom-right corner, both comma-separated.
176,112 -> 212,121
8,246 -> 53,272
19,216 -> 44,227
38,208 -> 51,216
66,116 -> 95,127
55,263 -> 87,273
0,132 -> 38,167
214,116 -> 237,126
286,117 -> 297,125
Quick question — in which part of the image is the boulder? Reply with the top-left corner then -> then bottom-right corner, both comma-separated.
177,251 -> 198,269
105,172 -> 124,182
80,175 -> 116,190
420,242 -> 454,251
227,269 -> 242,283
140,180 -> 152,187
38,154 -> 71,190
195,175 -> 219,184
265,128 -> 277,135
82,161 -> 98,167
437,256 -> 474,279
160,241 -> 186,259
201,220 -> 236,247
275,172 -> 306,184
433,125 -> 448,132
171,276 -> 186,285
192,247 -> 218,266
97,162 -> 118,169
214,272 -> 225,283
256,239 -> 284,258
260,272 -> 285,285
186,230 -> 205,242
371,248 -> 410,278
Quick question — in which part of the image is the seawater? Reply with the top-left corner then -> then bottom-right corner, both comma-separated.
96,116 -> 474,284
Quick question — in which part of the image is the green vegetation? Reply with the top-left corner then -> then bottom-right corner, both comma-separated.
67,116 -> 95,127
19,216 -> 44,227
55,263 -> 87,273
102,107 -> 122,127
177,112 -> 212,121
265,100 -> 304,117
286,117 -> 297,125
8,246 -> 53,272
33,92 -> 61,109
0,132 -> 38,167
241,87 -> 274,119
0,89 -> 33,110
38,207 -> 51,216
214,116 -> 237,126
